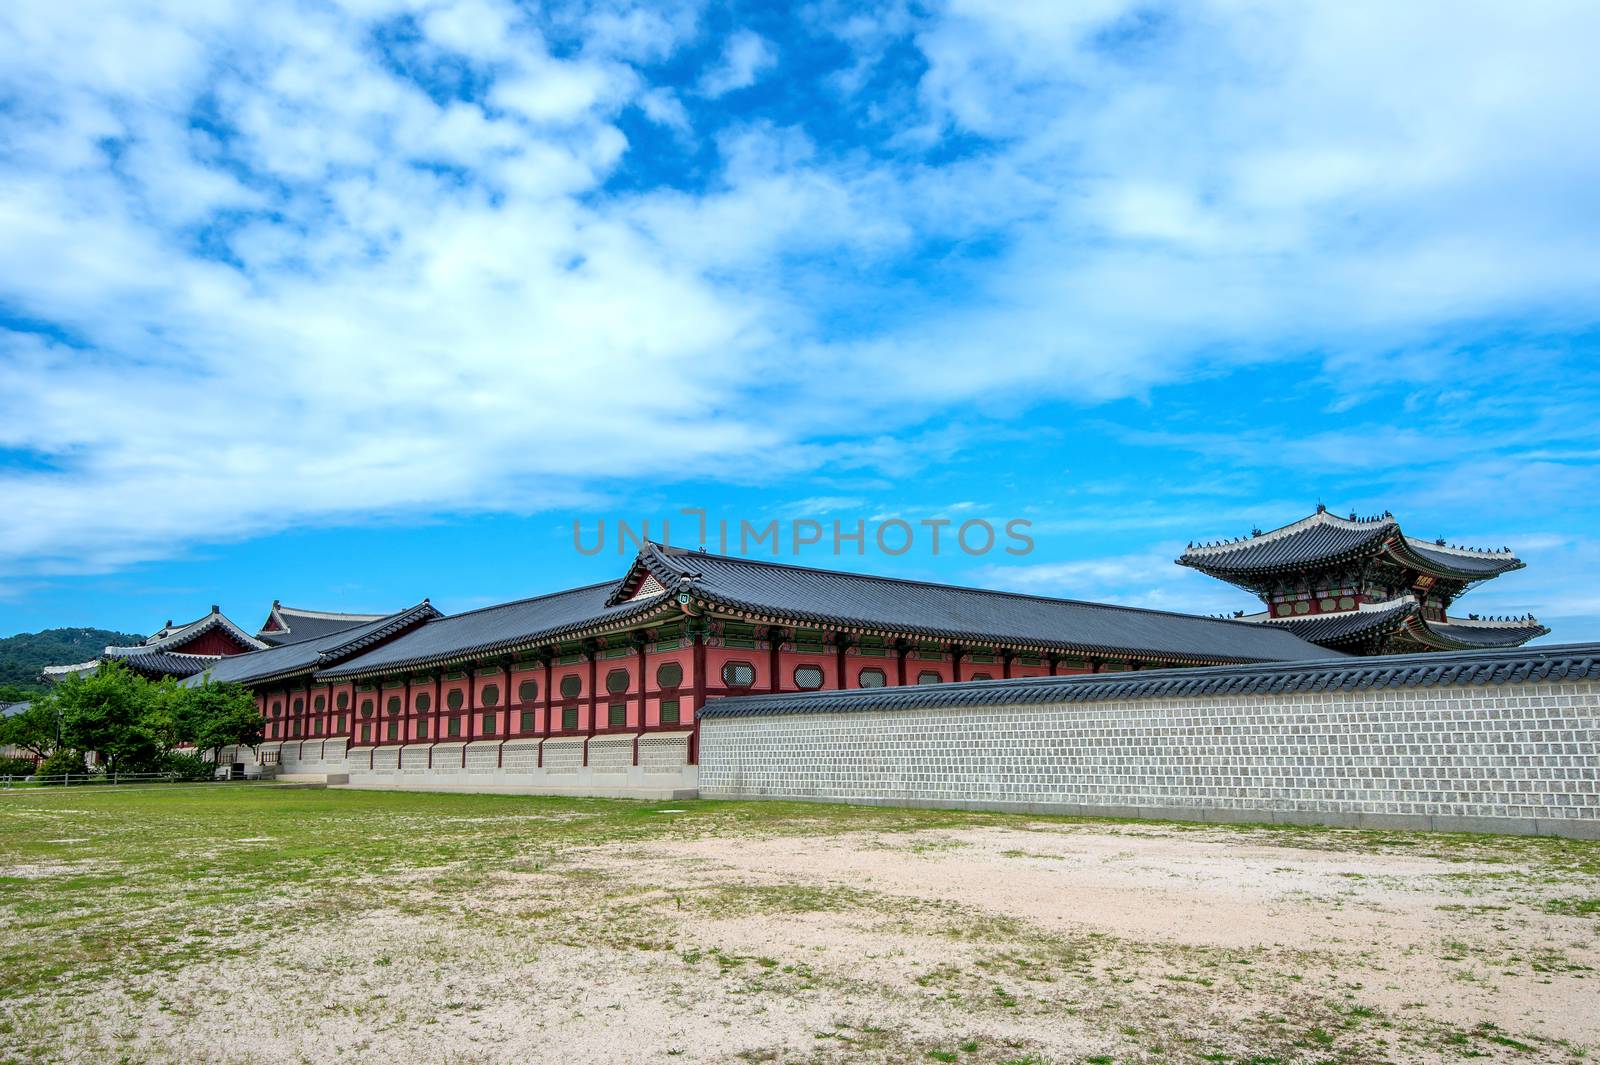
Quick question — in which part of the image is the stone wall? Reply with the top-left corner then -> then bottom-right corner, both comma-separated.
698,680 -> 1600,838
257,733 -> 699,799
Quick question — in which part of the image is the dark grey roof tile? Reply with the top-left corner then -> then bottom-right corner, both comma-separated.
699,641 -> 1600,719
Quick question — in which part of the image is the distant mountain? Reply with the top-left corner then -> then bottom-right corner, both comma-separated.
0,628 -> 147,695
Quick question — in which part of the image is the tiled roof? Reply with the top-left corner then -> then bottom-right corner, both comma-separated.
637,545 -> 1332,664
1392,538 -> 1526,578
103,608 -> 267,657
1178,509 -> 1523,581
189,602 -> 440,687
257,603 -> 390,646
315,546 -> 1333,683
1257,595 -> 1418,648
314,583 -> 672,680
1178,511 -> 1396,576
1417,617 -> 1550,650
1248,596 -> 1545,653
698,641 -> 1600,719
114,651 -> 216,678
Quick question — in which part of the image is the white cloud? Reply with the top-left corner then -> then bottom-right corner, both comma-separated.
1,0 -> 1598,585
698,29 -> 776,97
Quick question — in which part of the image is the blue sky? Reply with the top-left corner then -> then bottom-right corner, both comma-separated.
1,0 -> 1597,641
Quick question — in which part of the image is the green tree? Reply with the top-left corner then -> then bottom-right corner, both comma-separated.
0,697 -> 61,759
54,663 -> 163,773
170,679 -> 263,761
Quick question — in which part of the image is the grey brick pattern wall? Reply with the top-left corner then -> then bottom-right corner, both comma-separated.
698,681 -> 1600,837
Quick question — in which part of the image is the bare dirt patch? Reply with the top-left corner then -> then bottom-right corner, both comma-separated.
2,791 -> 1595,1064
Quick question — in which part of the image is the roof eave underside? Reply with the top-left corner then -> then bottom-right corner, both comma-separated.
683,590 -> 1315,666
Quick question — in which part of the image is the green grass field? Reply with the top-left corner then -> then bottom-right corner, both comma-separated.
2,786 -> 1596,1064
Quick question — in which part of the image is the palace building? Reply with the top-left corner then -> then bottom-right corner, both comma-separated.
1178,507 -> 1549,655
41,510 -> 1535,794
193,542 -> 1338,764
42,606 -> 268,682
42,603 -> 400,683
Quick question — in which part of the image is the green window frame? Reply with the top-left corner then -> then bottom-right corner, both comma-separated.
360,724 -> 371,743
386,721 -> 398,741
416,719 -> 428,739
562,706 -> 579,730
520,709 -> 536,733
447,716 -> 461,738
481,712 -> 496,735
659,699 -> 680,725
608,702 -> 626,726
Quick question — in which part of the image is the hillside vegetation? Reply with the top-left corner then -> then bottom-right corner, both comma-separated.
0,628 -> 144,697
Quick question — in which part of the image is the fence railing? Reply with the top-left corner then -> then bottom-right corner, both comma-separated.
0,771 -> 219,788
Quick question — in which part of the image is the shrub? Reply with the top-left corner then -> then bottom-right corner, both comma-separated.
0,755 -> 37,776
36,748 -> 87,778
162,752 -> 217,782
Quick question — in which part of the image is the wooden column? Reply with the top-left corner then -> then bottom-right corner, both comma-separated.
584,642 -> 598,766
498,657 -> 512,766
894,639 -> 910,687
634,631 -> 649,765
463,667 -> 476,767
950,644 -> 964,683
1001,650 -> 1014,680
543,653 -> 555,737
768,626 -> 783,693
432,672 -> 443,747
689,628 -> 706,765
834,633 -> 851,689
1048,654 -> 1060,676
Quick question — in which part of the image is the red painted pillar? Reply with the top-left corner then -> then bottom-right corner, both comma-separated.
634,632 -> 648,765
834,633 -> 851,690
950,644 -> 964,683
768,626 -> 782,693
584,645 -> 598,765
463,668 -> 476,767
542,654 -> 554,738
403,677 -> 412,746
1001,650 -> 1014,680
1048,654 -> 1060,676
895,640 -> 909,687
689,629 -> 706,765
